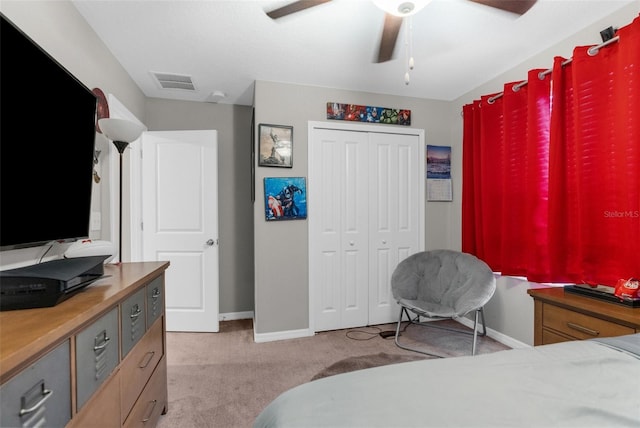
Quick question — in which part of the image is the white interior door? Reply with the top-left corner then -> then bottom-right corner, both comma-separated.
368,132 -> 421,324
309,122 -> 424,332
310,129 -> 369,331
141,130 -> 219,332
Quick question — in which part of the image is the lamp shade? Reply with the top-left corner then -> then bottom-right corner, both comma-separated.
98,118 -> 144,143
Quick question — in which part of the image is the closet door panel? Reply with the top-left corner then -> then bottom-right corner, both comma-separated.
369,133 -> 421,324
312,129 -> 368,331
340,136 -> 369,328
314,134 -> 342,331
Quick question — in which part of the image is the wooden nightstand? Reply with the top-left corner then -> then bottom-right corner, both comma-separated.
527,287 -> 640,346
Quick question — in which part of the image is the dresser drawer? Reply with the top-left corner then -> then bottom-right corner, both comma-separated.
68,367 -> 120,428
76,307 -> 119,411
543,303 -> 635,340
123,357 -> 167,428
146,276 -> 164,328
121,288 -> 147,358
0,340 -> 71,428
120,317 -> 164,422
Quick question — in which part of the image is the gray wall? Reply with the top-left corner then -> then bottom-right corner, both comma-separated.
144,100 -> 254,315
253,83 -> 455,334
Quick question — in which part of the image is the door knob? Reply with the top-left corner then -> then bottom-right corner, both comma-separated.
206,239 -> 217,246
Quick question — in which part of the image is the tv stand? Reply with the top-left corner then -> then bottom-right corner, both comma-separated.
0,255 -> 109,310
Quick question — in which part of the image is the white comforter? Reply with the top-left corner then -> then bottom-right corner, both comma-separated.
254,334 -> 640,427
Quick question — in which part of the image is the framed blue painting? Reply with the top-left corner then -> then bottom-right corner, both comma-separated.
264,177 -> 307,221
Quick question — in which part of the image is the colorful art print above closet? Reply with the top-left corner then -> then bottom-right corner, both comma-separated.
258,123 -> 293,168
326,102 -> 411,126
264,177 -> 307,221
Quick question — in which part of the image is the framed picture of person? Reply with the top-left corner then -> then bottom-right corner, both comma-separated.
258,124 -> 293,167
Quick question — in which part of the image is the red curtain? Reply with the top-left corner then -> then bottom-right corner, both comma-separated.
552,16 -> 640,285
462,101 -> 480,255
477,94 -> 504,269
462,15 -> 640,286
547,56 -> 580,283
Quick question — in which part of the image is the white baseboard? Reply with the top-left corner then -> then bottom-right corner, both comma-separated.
253,327 -> 314,343
219,311 -> 254,321
221,310 -> 530,349
456,317 -> 530,349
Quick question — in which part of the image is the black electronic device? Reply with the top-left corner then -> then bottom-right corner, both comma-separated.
0,13 -> 98,251
565,284 -> 640,308
0,256 -> 109,311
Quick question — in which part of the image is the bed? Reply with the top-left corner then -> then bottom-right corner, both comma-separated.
254,334 -> 640,427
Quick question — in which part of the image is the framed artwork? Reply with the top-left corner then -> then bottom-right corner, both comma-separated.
258,124 -> 293,167
426,145 -> 453,202
264,177 -> 307,221
326,102 -> 411,126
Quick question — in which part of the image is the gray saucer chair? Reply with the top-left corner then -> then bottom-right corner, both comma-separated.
391,250 -> 496,357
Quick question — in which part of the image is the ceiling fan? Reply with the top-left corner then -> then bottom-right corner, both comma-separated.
266,0 -> 537,63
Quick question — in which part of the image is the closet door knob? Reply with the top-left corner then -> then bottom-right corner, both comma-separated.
349,241 -> 355,246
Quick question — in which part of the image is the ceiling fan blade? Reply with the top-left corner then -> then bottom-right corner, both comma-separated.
266,0 -> 332,19
376,13 -> 403,63
468,0 -> 537,15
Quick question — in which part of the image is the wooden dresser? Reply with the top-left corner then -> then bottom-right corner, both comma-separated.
0,261 -> 170,428
527,287 -> 640,346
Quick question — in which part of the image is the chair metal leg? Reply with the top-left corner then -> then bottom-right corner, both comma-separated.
472,307 -> 488,356
472,309 -> 479,355
394,305 -> 488,357
394,307 -> 443,358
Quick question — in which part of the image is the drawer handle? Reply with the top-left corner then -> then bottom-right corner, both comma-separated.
142,399 -> 158,423
19,383 -> 52,417
566,322 -> 600,336
152,287 -> 161,300
130,304 -> 142,319
94,333 -> 111,351
139,351 -> 156,369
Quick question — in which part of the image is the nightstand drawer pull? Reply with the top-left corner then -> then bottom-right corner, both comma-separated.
566,322 -> 599,336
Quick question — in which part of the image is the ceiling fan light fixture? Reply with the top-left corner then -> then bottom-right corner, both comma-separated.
373,0 -> 432,17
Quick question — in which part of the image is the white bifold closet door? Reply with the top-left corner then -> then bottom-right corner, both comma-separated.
309,124 -> 423,332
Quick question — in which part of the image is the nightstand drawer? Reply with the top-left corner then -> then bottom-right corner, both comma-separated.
543,303 -> 635,340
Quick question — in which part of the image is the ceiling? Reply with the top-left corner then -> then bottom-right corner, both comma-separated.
72,0 -> 636,106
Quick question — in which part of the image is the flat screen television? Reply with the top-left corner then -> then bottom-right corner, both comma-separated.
1,14 -> 98,251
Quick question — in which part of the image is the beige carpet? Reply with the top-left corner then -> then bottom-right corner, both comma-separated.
156,319 -> 510,428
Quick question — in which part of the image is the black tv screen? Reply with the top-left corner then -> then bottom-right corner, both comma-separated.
1,14 -> 98,250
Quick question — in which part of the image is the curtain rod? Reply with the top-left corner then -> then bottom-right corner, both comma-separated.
486,35 -> 620,104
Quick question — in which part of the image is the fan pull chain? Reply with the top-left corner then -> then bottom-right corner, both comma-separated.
404,16 -> 414,85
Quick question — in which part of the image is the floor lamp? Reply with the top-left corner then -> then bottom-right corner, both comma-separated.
98,118 -> 144,263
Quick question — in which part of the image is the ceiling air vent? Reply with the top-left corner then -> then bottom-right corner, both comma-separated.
151,72 -> 196,91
